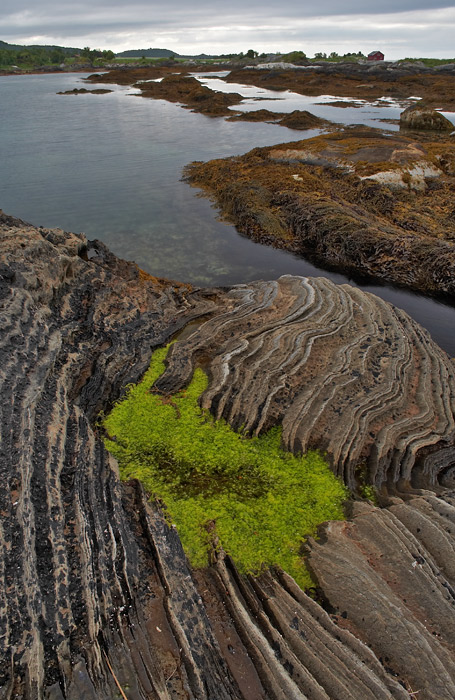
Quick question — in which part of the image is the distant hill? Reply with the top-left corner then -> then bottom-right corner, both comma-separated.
116,48 -> 178,58
115,48 -> 218,59
0,40 -> 80,54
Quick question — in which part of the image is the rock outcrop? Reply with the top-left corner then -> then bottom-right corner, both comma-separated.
400,104 -> 454,131
133,74 -> 243,117
0,212 -> 228,698
224,61 -> 455,110
186,126 -> 455,298
2,212 -> 455,698
227,108 -> 329,130
155,275 -> 455,491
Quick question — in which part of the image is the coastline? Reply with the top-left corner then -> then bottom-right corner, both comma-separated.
1,211 -> 455,697
2,63 -> 455,698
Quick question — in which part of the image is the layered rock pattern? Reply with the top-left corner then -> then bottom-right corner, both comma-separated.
0,213 -> 235,698
156,275 -> 455,491
307,494 -> 455,699
2,212 -> 455,698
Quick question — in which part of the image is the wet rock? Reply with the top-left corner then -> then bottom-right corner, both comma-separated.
400,104 -> 454,131
186,127 -> 455,297
278,109 -> 329,130
227,108 -> 329,130
57,87 -> 113,95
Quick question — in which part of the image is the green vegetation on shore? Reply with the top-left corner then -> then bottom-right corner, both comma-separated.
2,38 -> 454,71
103,344 -> 347,588
0,42 -> 114,70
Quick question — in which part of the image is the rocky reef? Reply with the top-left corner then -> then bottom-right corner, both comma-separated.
57,87 -> 113,95
400,104 -> 454,131
224,61 -> 455,110
186,125 -> 455,298
87,68 -> 244,117
226,109 -> 329,130
2,211 -> 455,698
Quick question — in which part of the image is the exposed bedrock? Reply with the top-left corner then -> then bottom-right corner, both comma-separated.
2,212 -> 455,698
400,104 -> 455,131
156,275 -> 455,492
0,212 -> 234,698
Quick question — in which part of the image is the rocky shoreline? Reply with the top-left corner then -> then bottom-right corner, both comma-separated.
186,125 -> 455,299
2,211 -> 455,698
225,60 -> 455,111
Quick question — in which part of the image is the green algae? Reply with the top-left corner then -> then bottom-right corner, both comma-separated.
103,344 -> 347,589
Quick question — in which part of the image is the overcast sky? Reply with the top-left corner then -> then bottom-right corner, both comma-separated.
1,0 -> 455,59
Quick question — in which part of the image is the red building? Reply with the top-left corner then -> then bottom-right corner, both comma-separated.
368,51 -> 384,61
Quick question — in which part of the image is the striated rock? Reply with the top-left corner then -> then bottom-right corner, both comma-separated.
2,211 -> 455,698
155,274 -> 455,491
400,103 -> 454,131
307,495 -> 455,699
0,212 -> 236,698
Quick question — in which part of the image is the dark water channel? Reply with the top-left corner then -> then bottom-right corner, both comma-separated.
1,71 -> 454,356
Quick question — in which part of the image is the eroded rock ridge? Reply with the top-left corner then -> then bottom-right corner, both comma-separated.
2,213 -> 455,699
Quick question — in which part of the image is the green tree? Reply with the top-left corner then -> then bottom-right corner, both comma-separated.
49,48 -> 65,64
283,50 -> 307,64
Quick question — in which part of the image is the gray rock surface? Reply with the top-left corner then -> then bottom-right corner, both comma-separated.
2,212 -> 455,698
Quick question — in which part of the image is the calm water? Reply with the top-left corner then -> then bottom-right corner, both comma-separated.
1,71 -> 454,355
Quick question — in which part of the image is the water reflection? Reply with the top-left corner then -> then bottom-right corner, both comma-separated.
1,72 -> 454,355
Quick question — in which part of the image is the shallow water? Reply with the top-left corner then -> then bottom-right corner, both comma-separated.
1,71 -> 454,355
196,70 -> 455,130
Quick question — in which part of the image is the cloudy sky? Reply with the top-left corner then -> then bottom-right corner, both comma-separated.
1,0 -> 455,59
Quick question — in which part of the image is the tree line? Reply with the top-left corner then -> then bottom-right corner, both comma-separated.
0,44 -> 115,68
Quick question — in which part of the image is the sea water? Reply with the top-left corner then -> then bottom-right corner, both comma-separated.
1,71 -> 454,355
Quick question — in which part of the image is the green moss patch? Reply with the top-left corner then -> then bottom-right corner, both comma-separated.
103,345 -> 347,589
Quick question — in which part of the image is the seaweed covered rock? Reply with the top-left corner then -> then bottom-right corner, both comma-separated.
186,126 -> 455,297
400,103 -> 454,131
134,73 -> 243,116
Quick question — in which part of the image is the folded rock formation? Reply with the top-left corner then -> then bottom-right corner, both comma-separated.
156,274 -> 455,491
2,212 -> 455,698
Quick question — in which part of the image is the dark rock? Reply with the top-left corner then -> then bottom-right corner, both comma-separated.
2,213 -> 455,698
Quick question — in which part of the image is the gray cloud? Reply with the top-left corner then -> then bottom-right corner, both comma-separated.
1,1 -> 454,58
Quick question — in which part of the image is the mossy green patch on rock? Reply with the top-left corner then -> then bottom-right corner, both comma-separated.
103,344 -> 347,588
